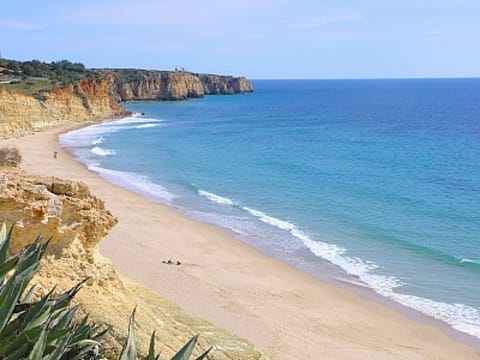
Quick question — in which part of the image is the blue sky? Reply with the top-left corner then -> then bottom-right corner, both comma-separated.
1,1 -> 479,79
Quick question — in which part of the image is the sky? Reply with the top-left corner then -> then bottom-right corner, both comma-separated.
1,1 -> 480,79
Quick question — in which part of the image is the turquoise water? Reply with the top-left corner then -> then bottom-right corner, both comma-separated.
61,79 -> 480,338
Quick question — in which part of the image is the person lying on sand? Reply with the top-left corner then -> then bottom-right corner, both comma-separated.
162,259 -> 181,265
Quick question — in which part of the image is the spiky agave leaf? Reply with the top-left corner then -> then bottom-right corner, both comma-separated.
120,307 -> 138,360
92,324 -> 110,342
0,223 -> 12,262
3,341 -> 30,360
0,255 -> 19,278
0,287 -> 55,356
0,325 -> 43,357
171,335 -> 199,360
42,333 -> 73,360
28,325 -> 47,360
0,277 -> 26,333
51,306 -> 77,328
66,339 -> 101,360
50,278 -> 88,311
46,307 -> 78,344
0,223 -> 6,245
15,276 -> 86,317
195,347 -> 212,360
14,237 -> 50,285
0,223 -> 16,285
22,287 -> 56,328
22,284 -> 37,303
145,331 -> 160,360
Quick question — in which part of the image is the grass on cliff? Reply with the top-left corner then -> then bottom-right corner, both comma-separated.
0,146 -> 22,167
0,223 -> 212,360
0,78 -> 54,93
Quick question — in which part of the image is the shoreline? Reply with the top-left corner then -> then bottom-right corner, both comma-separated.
3,123 -> 479,359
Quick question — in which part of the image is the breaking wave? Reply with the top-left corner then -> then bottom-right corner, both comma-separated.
196,188 -> 480,339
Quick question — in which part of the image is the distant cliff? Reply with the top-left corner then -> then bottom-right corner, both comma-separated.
105,70 -> 253,101
0,69 -> 253,139
0,78 -> 126,138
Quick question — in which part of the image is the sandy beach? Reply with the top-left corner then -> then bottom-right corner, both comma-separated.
3,126 -> 479,360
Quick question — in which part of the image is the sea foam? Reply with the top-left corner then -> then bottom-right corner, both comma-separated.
60,116 -> 165,148
198,190 -> 237,206
91,146 -> 116,156
89,165 -> 178,203
197,189 -> 480,339
135,123 -> 158,129
92,136 -> 104,145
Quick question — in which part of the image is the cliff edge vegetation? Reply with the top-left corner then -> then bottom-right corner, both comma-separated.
0,58 -> 102,92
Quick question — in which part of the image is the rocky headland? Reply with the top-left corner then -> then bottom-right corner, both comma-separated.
0,69 -> 253,139
106,69 -> 253,101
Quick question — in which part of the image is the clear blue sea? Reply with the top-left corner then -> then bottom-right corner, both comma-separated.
60,79 -> 480,338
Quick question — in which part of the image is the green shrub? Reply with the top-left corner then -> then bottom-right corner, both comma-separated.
0,146 -> 22,167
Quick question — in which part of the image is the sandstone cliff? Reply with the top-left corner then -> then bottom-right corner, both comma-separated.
199,74 -> 253,95
0,167 -> 266,359
0,70 -> 253,138
0,78 -> 127,139
106,70 -> 253,101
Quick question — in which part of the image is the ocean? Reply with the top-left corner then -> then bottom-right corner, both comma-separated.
60,79 -> 480,339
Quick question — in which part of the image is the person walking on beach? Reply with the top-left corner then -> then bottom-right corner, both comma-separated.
53,151 -> 58,159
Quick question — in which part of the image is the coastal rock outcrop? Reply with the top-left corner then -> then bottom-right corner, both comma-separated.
107,70 -> 205,101
0,167 -> 267,360
0,78 -> 127,139
200,74 -> 253,94
106,70 -> 253,101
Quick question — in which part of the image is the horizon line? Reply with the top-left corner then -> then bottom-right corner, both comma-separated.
250,76 -> 480,81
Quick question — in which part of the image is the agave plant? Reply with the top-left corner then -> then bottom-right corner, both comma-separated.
119,308 -> 212,360
0,223 -> 107,359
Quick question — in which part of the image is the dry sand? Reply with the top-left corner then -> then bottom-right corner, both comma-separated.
4,126 -> 479,359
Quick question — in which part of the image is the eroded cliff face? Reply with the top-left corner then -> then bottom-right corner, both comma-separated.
107,70 -> 253,101
200,74 -> 253,95
0,167 -> 267,360
0,79 -> 127,139
108,71 -> 205,101
0,71 -> 253,138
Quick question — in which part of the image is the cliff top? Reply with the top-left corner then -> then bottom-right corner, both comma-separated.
0,58 -> 101,93
0,58 -> 251,96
